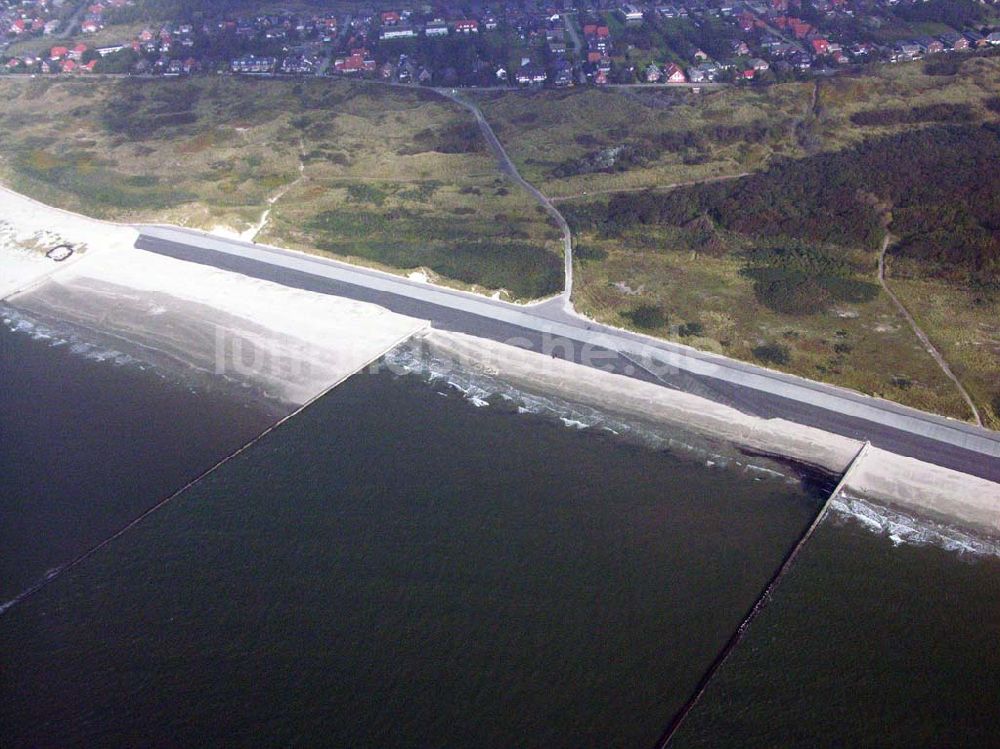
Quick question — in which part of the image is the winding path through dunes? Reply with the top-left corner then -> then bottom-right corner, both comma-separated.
548,172 -> 751,203
437,88 -> 575,306
437,86 -> 988,434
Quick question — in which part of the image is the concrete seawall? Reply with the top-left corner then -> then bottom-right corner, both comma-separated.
135,226 -> 1000,484
422,330 -> 1000,537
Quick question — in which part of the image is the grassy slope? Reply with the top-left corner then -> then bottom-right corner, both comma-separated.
476,56 -> 1000,197
480,57 -> 999,424
0,77 -> 562,299
473,83 -> 815,198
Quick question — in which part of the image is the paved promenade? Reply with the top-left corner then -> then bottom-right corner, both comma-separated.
135,226 -> 1000,482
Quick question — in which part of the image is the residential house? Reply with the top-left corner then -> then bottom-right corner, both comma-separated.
453,19 -> 479,33
334,51 -> 376,74
644,62 -> 662,82
515,62 -> 547,86
425,19 -> 449,37
892,42 -> 922,62
619,4 -> 644,23
664,62 -> 686,83
915,36 -> 944,54
380,25 -> 416,40
939,32 -> 969,51
553,60 -> 573,86
810,38 -> 830,56
281,54 -> 318,74
964,31 -> 987,48
687,62 -> 719,82
231,55 -> 277,74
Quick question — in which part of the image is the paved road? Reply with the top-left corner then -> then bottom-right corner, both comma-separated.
57,0 -> 90,40
563,12 -> 584,57
438,88 -> 574,303
135,226 -> 1000,483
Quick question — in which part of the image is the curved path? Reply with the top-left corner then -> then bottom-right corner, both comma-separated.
438,85 -> 989,433
436,88 -> 575,305
549,172 -> 750,203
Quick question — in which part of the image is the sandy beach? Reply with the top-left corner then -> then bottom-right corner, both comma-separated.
0,185 -> 428,405
418,329 -> 1000,537
2,181 -> 998,539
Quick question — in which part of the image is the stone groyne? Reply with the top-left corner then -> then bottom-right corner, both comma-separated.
421,330 -> 1000,538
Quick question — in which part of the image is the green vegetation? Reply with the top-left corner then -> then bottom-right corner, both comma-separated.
572,124 -> 1000,285
849,102 -> 977,126
558,65 -> 1000,423
623,303 -> 667,330
0,56 -> 997,422
473,83 -> 814,197
752,343 -> 791,366
742,247 -> 880,316
475,56 -> 1000,201
0,77 -> 561,299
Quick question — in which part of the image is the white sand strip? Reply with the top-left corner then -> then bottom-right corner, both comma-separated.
421,329 -> 863,474
1,185 -> 428,405
845,447 -> 1000,536
422,329 -> 1000,535
0,185 -> 137,299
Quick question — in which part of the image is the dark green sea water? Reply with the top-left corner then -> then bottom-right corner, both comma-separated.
3,315 -> 997,748
0,310 -> 282,602
1,320 -> 824,748
671,511 -> 1000,747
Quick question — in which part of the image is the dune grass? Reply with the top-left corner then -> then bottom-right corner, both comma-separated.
500,56 -> 1000,421
473,55 -> 1000,199
0,76 -> 562,298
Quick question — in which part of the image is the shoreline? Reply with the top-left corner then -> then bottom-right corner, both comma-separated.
0,185 -> 429,407
134,224 -> 1000,475
1,182 -> 997,538
417,329 -> 1000,539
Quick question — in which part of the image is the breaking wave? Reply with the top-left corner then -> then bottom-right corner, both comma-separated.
1,304 -> 287,414
830,493 -> 1000,559
382,339 -> 805,486
2,304 -> 141,368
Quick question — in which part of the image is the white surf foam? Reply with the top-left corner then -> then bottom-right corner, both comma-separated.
382,339 -> 801,485
830,493 -> 1000,559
